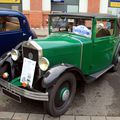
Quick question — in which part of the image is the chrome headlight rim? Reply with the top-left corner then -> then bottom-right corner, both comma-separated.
39,57 -> 49,71
11,49 -> 20,61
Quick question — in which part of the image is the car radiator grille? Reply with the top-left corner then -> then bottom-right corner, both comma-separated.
23,47 -> 39,61
22,47 -> 41,87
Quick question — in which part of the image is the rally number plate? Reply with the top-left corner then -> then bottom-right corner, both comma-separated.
20,58 -> 36,88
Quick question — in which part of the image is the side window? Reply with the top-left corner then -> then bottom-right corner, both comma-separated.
0,16 -> 20,32
96,19 -> 115,38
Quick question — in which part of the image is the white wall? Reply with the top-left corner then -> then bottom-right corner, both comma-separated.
42,0 -> 51,11
100,0 -> 109,13
79,0 -> 88,13
22,0 -> 30,11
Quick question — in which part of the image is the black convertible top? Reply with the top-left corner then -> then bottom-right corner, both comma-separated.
49,12 -> 117,19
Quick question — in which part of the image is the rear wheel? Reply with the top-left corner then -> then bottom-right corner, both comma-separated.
44,72 -> 76,116
112,52 -> 120,72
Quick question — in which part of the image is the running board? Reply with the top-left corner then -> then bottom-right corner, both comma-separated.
86,65 -> 114,83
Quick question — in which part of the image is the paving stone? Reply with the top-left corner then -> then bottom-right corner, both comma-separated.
0,112 -> 14,119
91,116 -> 106,120
0,118 -> 11,120
106,117 -> 120,120
12,113 -> 29,120
76,116 -> 90,120
60,115 -> 74,120
44,114 -> 59,120
28,114 -> 43,120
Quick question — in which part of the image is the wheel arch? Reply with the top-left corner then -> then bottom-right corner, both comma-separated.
41,64 -> 86,89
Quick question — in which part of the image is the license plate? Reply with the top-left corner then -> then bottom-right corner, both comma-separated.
20,58 -> 36,88
2,88 -> 21,103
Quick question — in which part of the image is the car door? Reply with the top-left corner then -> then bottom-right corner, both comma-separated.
0,15 -> 30,56
91,18 -> 117,73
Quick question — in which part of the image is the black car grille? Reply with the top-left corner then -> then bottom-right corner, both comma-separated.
22,47 -> 41,88
23,47 -> 39,61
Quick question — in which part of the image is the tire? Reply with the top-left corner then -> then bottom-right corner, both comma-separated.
44,72 -> 76,117
111,53 -> 120,72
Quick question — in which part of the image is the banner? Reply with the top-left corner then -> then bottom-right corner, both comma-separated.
0,0 -> 20,3
109,0 -> 120,7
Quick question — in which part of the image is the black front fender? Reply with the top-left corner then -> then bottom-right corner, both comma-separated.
41,64 -> 86,88
0,53 -> 15,79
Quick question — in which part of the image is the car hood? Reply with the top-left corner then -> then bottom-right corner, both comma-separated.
36,33 -> 81,49
35,33 -> 83,68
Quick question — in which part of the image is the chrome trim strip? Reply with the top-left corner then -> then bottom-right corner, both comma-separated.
70,37 -> 83,69
0,78 -> 48,101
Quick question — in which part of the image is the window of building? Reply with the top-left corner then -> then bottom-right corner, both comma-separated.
51,0 -> 79,13
67,5 -> 78,13
96,19 -> 115,38
0,16 -> 20,32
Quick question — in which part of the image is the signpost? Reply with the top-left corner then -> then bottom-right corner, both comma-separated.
109,0 -> 120,8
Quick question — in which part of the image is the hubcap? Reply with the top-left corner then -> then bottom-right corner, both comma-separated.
61,88 -> 70,101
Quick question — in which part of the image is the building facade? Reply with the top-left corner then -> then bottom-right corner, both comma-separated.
22,0 -> 117,28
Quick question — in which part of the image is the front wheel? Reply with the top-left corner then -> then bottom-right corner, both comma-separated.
44,72 -> 76,117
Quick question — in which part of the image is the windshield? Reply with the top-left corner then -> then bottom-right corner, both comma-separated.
50,16 -> 92,38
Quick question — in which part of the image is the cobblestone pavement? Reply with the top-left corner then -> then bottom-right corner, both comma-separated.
0,68 -> 120,119
1,112 -> 120,120
32,28 -> 48,37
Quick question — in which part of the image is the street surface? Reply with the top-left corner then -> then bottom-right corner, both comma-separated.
0,68 -> 120,117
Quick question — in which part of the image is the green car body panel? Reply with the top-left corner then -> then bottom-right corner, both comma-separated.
37,33 -> 94,74
8,13 -> 120,86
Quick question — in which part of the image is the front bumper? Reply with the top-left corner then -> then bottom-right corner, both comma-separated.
0,78 -> 48,101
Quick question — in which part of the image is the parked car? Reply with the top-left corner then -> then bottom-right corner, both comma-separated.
0,13 -> 120,116
0,9 -> 37,56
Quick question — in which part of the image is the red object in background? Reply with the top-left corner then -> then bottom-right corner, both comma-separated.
2,72 -> 9,79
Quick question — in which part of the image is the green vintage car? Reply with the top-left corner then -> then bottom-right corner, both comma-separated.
0,13 -> 120,116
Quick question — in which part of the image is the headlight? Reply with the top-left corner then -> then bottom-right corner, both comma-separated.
11,49 -> 20,61
39,57 -> 49,71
